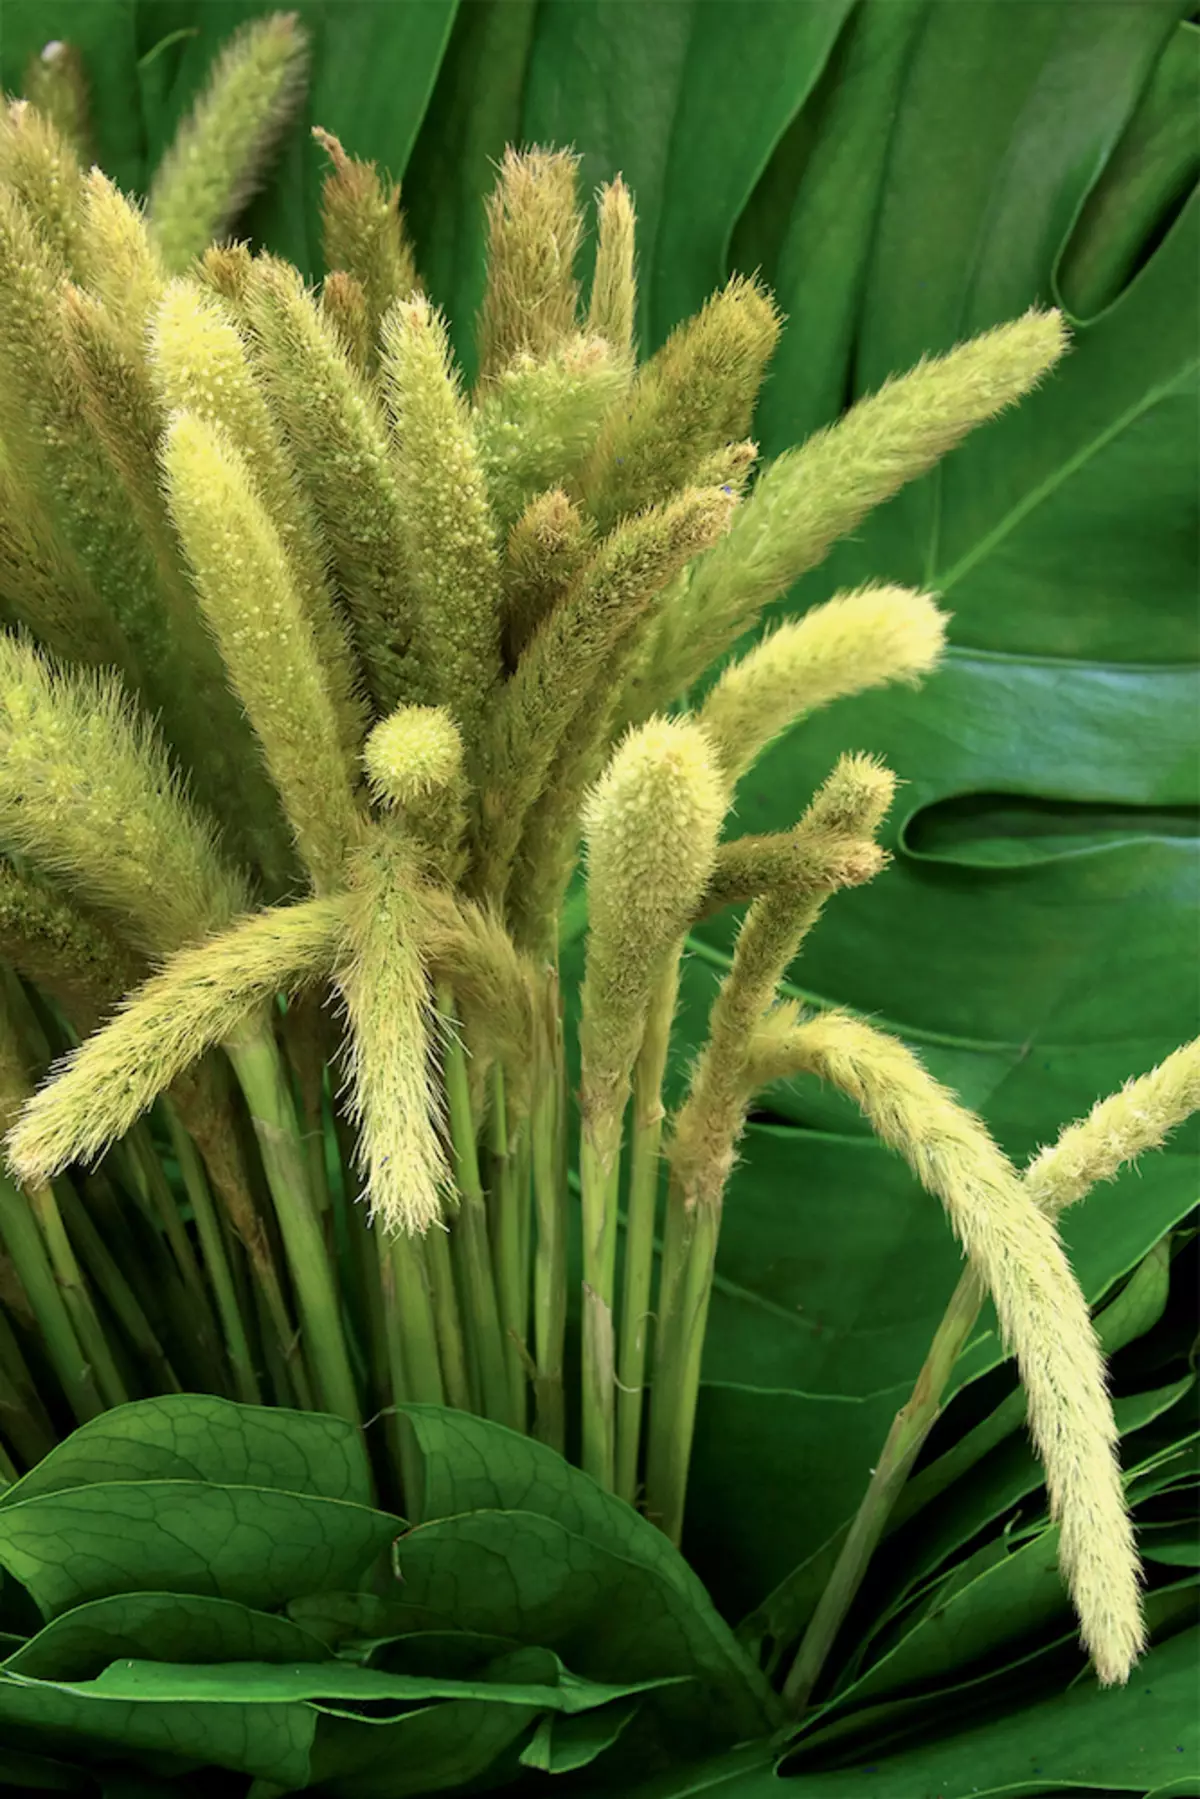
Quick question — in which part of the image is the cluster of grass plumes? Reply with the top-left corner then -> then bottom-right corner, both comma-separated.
0,53 -> 1196,1713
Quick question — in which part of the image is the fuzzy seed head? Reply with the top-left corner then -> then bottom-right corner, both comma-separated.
364,706 -> 464,810
701,584 -> 948,781
1026,1039 -> 1200,1218
477,146 -> 584,380
581,717 -> 726,1116
587,176 -> 637,356
76,171 -> 165,330
21,40 -> 92,168
148,11 -> 310,273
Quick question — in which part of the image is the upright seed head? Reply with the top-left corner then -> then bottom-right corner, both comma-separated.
148,11 -> 310,273
0,97 -> 85,274
75,171 -> 166,333
587,176 -> 637,358
502,488 -> 596,668
321,270 -> 371,371
196,239 -> 253,306
314,127 -> 418,344
477,146 -> 584,381
580,717 -> 726,1129
380,294 -> 502,749
161,411 -> 363,895
364,706 -> 464,812
584,273 -> 781,530
701,585 -> 947,782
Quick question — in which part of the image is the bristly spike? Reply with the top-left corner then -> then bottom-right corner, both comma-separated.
635,308 -> 1069,714
0,634 -> 249,957
363,705 -> 468,875
150,278 -> 368,765
700,584 -> 948,782
587,176 -> 637,358
335,838 -> 448,1236
148,11 -> 310,273
161,411 -> 365,895
501,489 -> 597,669
314,127 -> 419,352
0,859 -> 144,1035
379,294 -> 502,753
5,899 -> 342,1184
1025,1039 -> 1200,1217
321,269 -> 372,372
75,171 -> 166,335
477,146 -> 584,382
780,1011 -> 1144,1688
242,254 -> 423,715
476,485 -> 736,909
0,96 -> 86,274
475,333 -> 628,534
583,273 -> 781,531
580,718 -> 726,1141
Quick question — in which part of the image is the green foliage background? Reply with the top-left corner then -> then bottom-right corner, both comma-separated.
0,1 -> 1195,1793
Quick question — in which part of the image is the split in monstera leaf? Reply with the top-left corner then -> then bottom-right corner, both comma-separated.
0,17 -> 1196,1769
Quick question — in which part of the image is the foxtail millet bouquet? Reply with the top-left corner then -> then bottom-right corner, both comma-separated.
0,15 -> 1196,1729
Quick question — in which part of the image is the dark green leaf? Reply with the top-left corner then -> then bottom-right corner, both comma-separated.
0,1481 -> 400,1618
5,1591 -> 329,1680
0,1394 -> 373,1509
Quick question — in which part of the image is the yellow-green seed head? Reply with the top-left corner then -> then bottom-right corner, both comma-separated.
476,332 -> 628,532
314,127 -> 418,343
477,146 -> 584,381
364,706 -> 464,811
336,839 -> 447,1235
587,176 -> 637,357
148,11 -> 310,273
1025,1039 -> 1200,1218
380,293 -> 502,747
76,171 -> 166,332
640,309 -> 1068,711
161,411 -> 363,894
502,488 -> 596,668
0,97 -> 85,274
0,633 -> 247,956
584,273 -> 781,530
580,717 -> 726,1126
6,896 -> 342,1184
780,1010 -> 1144,1686
321,269 -> 371,370
701,584 -> 947,781
196,239 -> 253,305
803,751 -> 897,842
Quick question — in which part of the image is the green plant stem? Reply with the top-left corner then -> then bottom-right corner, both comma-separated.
0,1300 -> 57,1465
228,1020 -> 361,1424
645,1181 -> 720,1544
781,1265 -> 986,1713
489,1063 -> 528,1429
383,1230 -> 444,1406
59,1180 -> 182,1395
28,1178 -> 129,1409
439,988 -> 513,1426
615,964 -> 677,1505
166,1104 -> 260,1404
126,1120 -> 226,1384
425,1219 -> 471,1410
532,973 -> 567,1451
579,1124 -> 622,1489
0,1168 -> 104,1424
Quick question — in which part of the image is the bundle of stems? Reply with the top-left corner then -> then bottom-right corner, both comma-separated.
0,45 -> 1196,1707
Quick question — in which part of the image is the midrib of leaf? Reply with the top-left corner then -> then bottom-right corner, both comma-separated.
931,360 -> 1197,597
